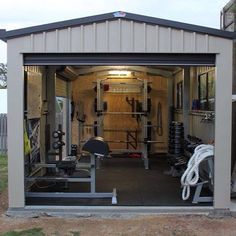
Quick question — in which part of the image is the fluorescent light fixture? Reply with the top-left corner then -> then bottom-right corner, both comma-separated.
108,70 -> 131,76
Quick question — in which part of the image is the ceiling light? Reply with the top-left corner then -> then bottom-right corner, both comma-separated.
108,70 -> 131,76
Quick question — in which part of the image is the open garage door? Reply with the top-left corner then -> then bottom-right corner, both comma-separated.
24,53 -> 216,66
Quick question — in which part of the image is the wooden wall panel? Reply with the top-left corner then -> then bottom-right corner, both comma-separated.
27,71 -> 42,119
56,78 -> 67,98
71,73 -> 168,153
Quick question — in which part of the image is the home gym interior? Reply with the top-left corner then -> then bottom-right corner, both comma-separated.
24,64 -> 215,206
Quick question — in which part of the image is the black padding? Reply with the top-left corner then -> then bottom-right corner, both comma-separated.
82,137 -> 110,156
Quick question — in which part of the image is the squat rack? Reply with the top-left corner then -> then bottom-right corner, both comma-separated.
77,77 -> 163,169
95,77 -> 150,169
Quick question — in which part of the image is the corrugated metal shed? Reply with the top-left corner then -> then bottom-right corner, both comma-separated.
0,11 -> 234,212
1,11 -> 235,55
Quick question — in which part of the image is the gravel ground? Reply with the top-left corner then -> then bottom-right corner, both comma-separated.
1,190 -> 236,236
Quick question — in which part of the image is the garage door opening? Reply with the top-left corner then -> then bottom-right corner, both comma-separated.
23,64 -> 215,207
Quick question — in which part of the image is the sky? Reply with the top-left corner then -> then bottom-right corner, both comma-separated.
0,0 -> 231,113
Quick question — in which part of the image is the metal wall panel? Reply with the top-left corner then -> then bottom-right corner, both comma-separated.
71,26 -> 82,52
84,24 -> 94,52
133,22 -> 145,52
159,27 -> 171,52
45,31 -> 57,52
96,22 -> 107,52
146,24 -> 157,52
33,33 -> 44,52
108,20 -> 120,52
196,34 -> 208,52
171,29 -> 183,52
8,19 -> 231,55
208,36 -> 227,52
121,20 -> 132,52
58,29 -> 69,52
183,32 -> 194,52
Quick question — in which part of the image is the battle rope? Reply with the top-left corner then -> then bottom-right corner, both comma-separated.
180,144 -> 214,200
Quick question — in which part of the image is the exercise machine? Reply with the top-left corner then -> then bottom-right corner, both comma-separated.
93,78 -> 162,169
26,133 -> 117,204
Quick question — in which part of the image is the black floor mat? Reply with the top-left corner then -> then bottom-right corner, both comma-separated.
26,155 -> 212,206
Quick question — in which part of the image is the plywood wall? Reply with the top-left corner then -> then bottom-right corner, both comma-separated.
71,73 -> 168,153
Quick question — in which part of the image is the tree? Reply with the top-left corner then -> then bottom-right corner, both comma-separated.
0,63 -> 7,88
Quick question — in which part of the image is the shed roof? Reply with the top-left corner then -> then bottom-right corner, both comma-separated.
0,11 -> 235,42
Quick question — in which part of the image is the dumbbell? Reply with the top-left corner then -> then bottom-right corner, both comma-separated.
52,130 -> 65,139
53,141 -> 65,150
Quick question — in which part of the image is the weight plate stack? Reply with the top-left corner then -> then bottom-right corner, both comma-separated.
168,121 -> 184,156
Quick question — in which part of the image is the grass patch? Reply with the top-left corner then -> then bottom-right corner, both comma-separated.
0,156 -> 7,193
70,232 -> 80,236
0,228 -> 45,236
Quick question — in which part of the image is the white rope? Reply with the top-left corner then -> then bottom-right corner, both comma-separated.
181,144 -> 214,200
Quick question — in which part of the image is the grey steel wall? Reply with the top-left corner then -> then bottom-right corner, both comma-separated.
221,1 -> 236,187
7,19 -> 228,54
6,18 -> 233,210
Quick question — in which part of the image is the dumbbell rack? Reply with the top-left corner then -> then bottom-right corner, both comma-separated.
165,122 -> 185,177
168,122 -> 184,156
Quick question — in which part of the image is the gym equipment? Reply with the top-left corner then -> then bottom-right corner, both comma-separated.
125,97 -> 135,118
135,100 -> 142,122
94,84 -> 110,92
147,121 -> 152,152
126,130 -> 138,149
164,122 -> 185,177
200,112 -> 215,123
70,144 -> 78,156
185,135 -> 202,154
83,136 -> 109,157
52,125 -> 65,161
157,102 -> 163,136
94,78 -> 150,169
168,122 -> 184,156
94,121 -> 98,136
94,98 -> 108,113
26,136 -> 117,204
181,144 -> 214,203
71,100 -> 75,121
147,98 -> 152,113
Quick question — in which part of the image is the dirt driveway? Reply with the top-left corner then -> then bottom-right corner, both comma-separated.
1,190 -> 236,236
